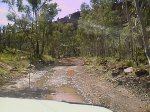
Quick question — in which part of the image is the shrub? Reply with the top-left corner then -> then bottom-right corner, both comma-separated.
42,55 -> 56,63
0,68 -> 8,76
126,60 -> 134,67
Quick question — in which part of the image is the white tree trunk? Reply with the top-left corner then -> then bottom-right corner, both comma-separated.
134,0 -> 150,65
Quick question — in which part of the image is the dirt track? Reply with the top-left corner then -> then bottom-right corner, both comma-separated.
0,57 -> 148,112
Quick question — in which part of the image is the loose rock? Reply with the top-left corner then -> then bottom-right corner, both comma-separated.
124,67 -> 133,74
135,69 -> 149,77
112,69 -> 120,77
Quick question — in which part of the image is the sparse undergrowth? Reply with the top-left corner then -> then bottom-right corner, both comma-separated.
83,57 -> 150,101
0,48 -> 56,86
0,49 -> 30,85
42,55 -> 56,63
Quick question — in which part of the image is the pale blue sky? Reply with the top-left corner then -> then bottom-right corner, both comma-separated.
0,0 -> 90,25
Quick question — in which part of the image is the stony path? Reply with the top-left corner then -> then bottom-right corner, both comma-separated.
0,57 -> 148,112
71,66 -> 147,112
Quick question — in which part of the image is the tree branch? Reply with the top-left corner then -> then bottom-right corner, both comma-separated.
37,0 -> 49,11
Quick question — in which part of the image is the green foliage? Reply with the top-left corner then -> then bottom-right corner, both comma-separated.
0,48 -> 29,71
0,68 -> 9,76
125,60 -> 134,67
0,50 -> 17,64
1,0 -> 150,66
42,55 -> 56,63
6,12 -> 16,22
0,49 -> 30,84
77,0 -> 150,65
27,0 -> 41,10
1,0 -> 61,58
136,49 -> 148,65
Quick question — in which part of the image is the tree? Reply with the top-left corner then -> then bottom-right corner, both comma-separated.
76,0 -> 150,65
134,0 -> 150,64
1,0 -> 59,57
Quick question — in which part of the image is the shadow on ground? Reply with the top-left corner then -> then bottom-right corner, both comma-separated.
0,88 -> 55,99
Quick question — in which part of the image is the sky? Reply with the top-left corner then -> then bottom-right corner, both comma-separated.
0,0 -> 90,26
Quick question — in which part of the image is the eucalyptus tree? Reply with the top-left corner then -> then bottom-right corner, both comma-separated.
77,0 -> 150,65
134,0 -> 150,65
79,0 -> 120,57
2,0 -> 59,57
38,2 -> 59,56
49,22 -> 79,58
0,27 -> 2,52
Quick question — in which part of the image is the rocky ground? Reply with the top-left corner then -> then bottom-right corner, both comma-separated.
0,57 -> 149,112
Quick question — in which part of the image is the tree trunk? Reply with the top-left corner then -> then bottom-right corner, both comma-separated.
36,40 -> 40,57
134,0 -> 150,65
40,28 -> 46,55
0,27 -> 2,52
